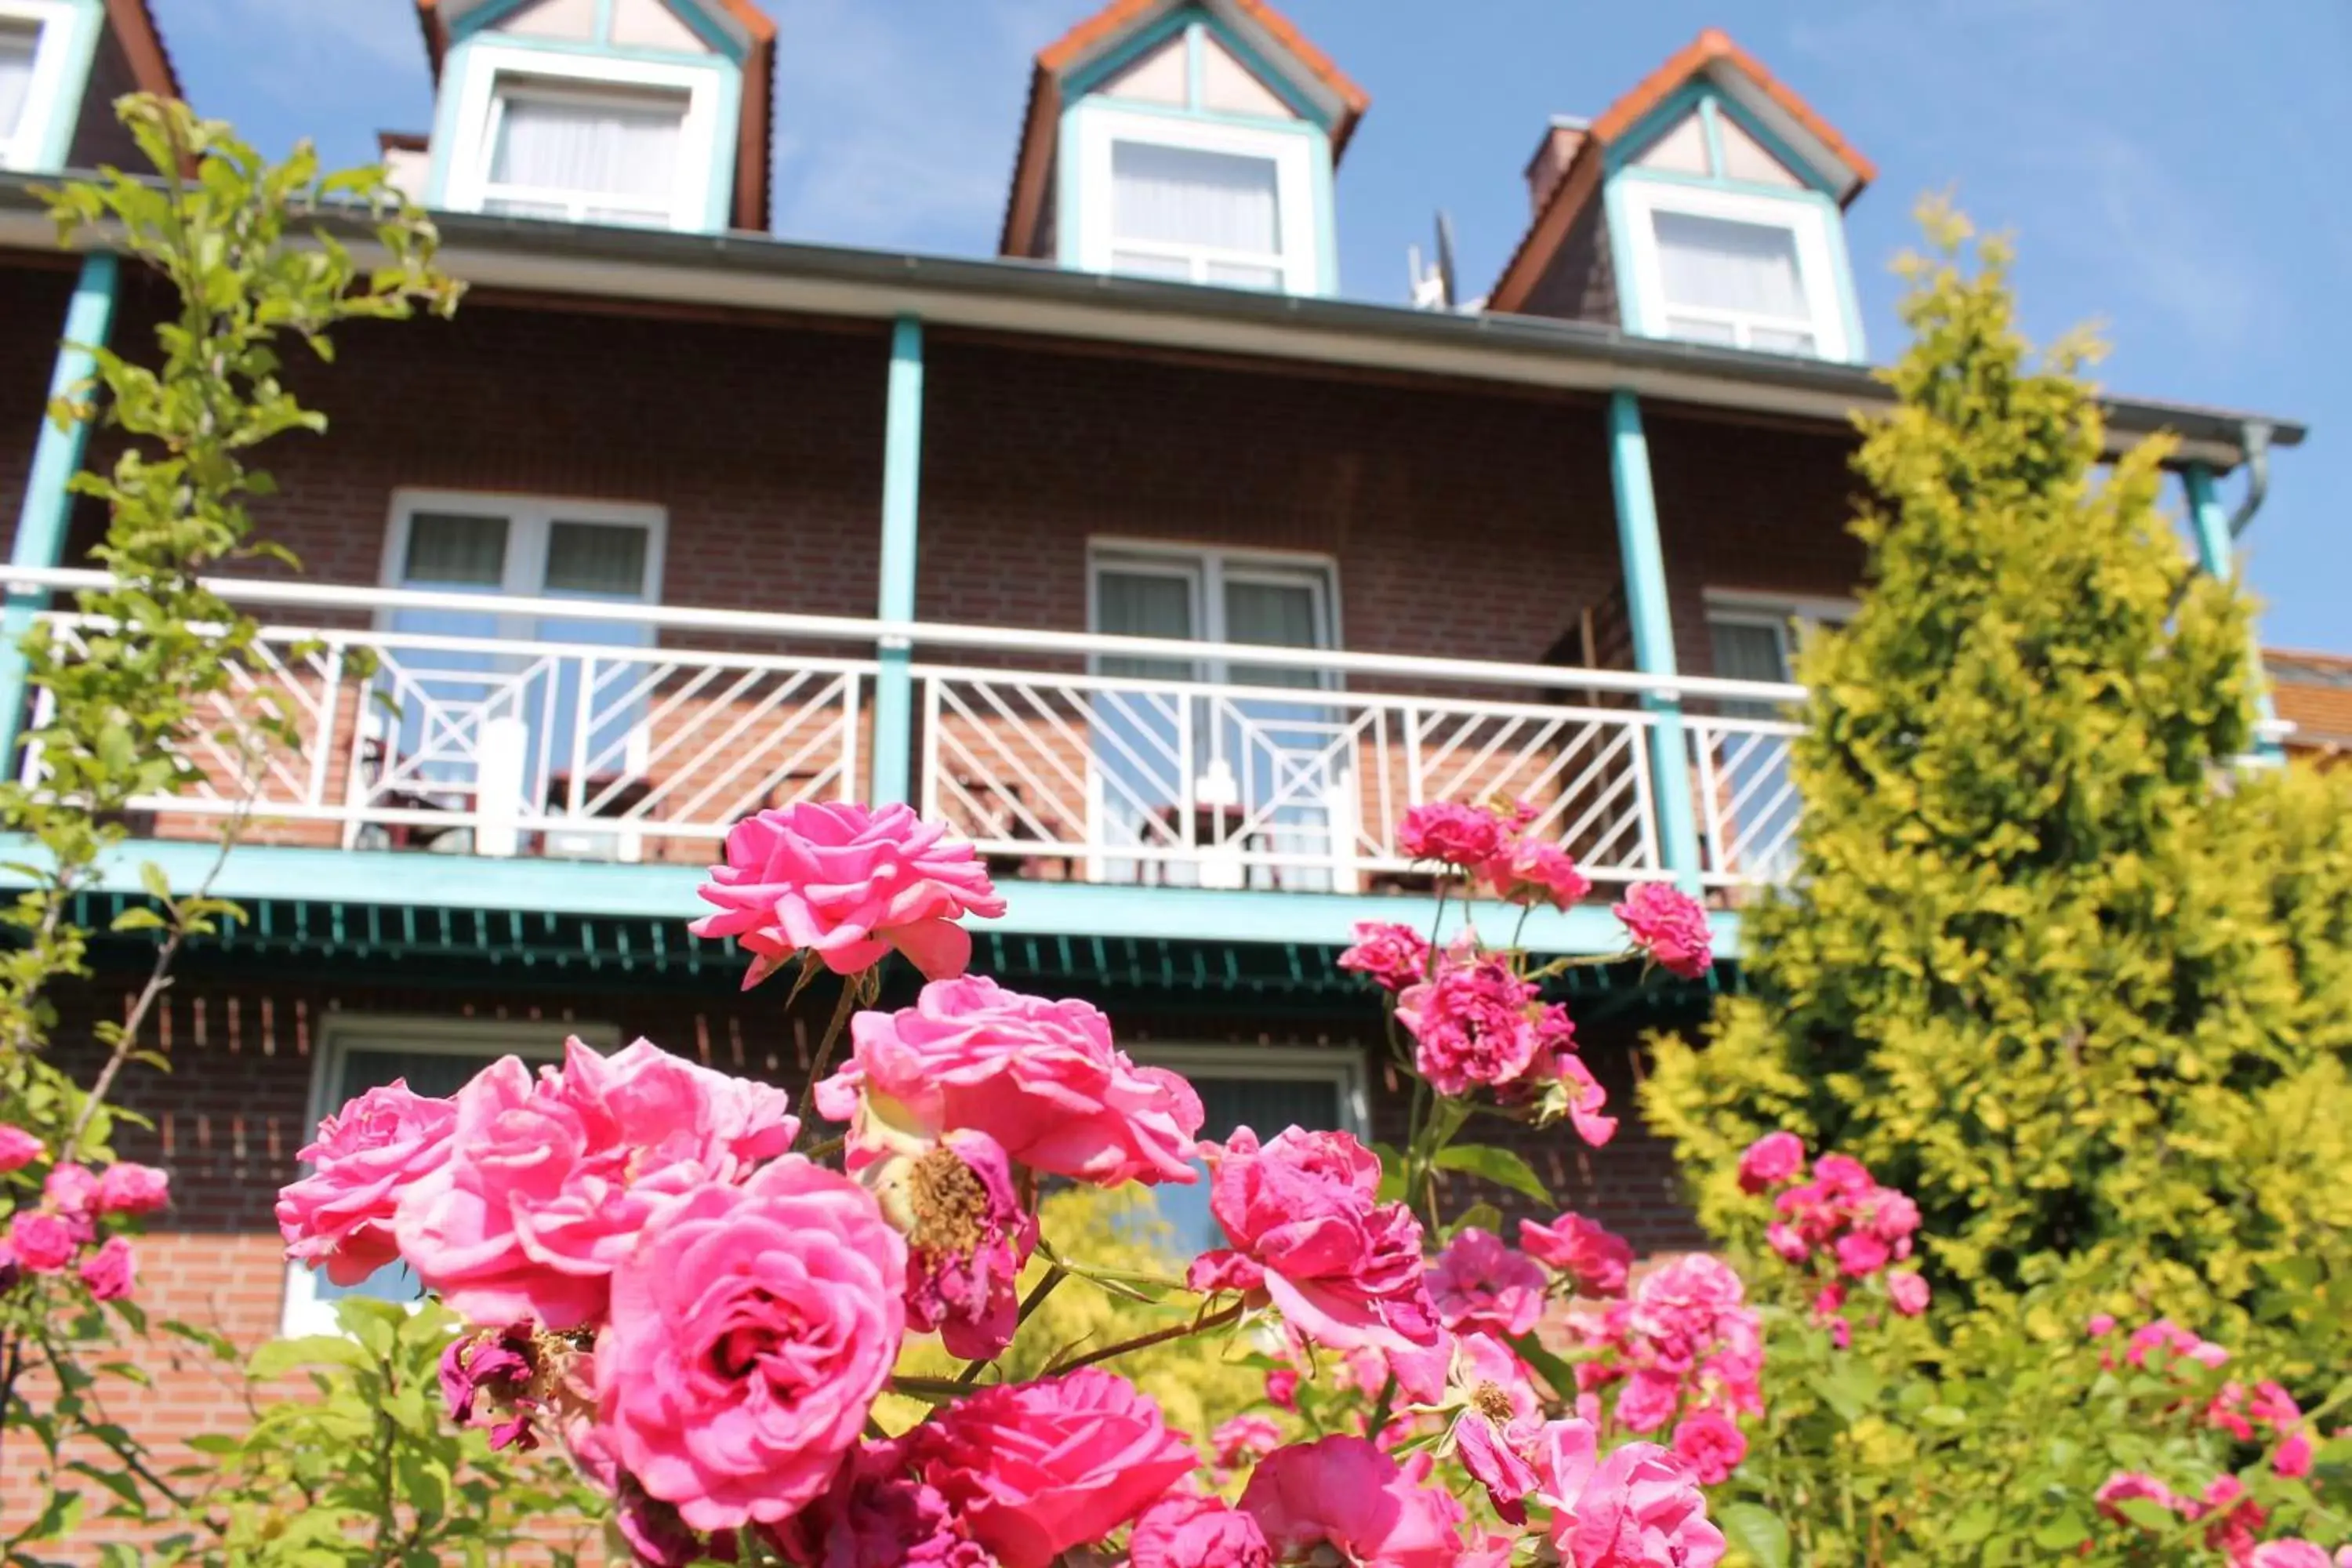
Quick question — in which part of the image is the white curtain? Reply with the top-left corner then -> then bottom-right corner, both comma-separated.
1653,210 -> 1806,318
0,28 -> 38,141
492,92 -> 683,201
1223,579 -> 1320,690
1112,140 -> 1280,254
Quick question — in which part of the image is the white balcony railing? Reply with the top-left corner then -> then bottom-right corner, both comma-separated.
3,570 -> 1809,893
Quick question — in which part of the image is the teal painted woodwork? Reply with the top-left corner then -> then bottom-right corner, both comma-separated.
1606,390 -> 1704,891
2185,463 -> 2283,757
24,0 -> 103,175
0,251 -> 118,768
870,315 -> 924,804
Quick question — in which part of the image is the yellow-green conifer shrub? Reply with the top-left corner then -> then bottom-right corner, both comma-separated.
1643,201 -> 2352,1367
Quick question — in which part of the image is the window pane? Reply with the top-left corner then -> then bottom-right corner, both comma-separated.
1709,619 -> 1790,684
543,521 -> 649,597
491,87 -> 684,203
0,25 -> 36,141
1653,210 -> 1807,319
1096,568 -> 1196,682
1204,261 -> 1283,292
1224,579 -> 1323,691
1662,314 -> 1738,347
1746,326 -> 1818,357
1109,249 -> 1194,281
1149,1072 -> 1346,1256
1112,140 -> 1280,256
402,512 -> 510,588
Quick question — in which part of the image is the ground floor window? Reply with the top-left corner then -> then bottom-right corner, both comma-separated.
279,1016 -> 612,1335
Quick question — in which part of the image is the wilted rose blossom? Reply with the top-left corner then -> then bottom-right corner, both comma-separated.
1735,1132 -> 1804,1194
278,1080 -> 459,1286
691,801 -> 1006,985
909,1369 -> 1197,1568
1339,921 -> 1432,993
595,1156 -> 906,1533
1396,954 -> 1541,1097
0,1124 -> 42,1173
870,1129 -> 1036,1360
1521,1211 -> 1632,1298
93,1162 -> 169,1216
1397,802 -> 1506,869
8,1210 -> 76,1274
1668,1411 -> 1746,1486
1483,836 -> 1592,910
770,1439 -> 993,1568
1212,1414 -> 1284,1468
394,1039 -> 797,1330
1612,884 -> 1713,979
1449,1333 -> 1544,1523
1241,1436 -> 1468,1568
440,1321 -> 543,1452
1189,1126 -> 1439,1355
1886,1272 -> 1929,1317
1428,1228 -> 1546,1339
1129,1494 -> 1273,1568
820,976 -> 1201,1189
77,1236 -> 136,1301
1534,1418 -> 1724,1568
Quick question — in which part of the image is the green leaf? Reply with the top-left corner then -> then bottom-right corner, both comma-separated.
248,1334 -> 369,1380
1430,1142 -> 1552,1203
1508,1331 -> 1582,1405
1807,1362 -> 1883,1424
1717,1502 -> 1788,1568
2030,1508 -> 2090,1552
1944,1499 -> 2000,1546
1446,1202 -> 1504,1240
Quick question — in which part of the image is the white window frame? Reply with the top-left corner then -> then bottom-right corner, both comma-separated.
0,0 -> 77,172
1619,181 -> 1849,361
377,488 -> 669,637
1133,1043 -> 1370,1138
441,43 -> 720,230
1073,103 -> 1319,294
1704,587 -> 1857,680
1086,539 -> 1342,676
280,1015 -> 619,1337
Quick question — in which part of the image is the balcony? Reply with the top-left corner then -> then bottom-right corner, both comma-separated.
3,571 -> 1806,953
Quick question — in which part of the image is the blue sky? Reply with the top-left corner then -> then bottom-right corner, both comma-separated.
151,0 -> 2349,650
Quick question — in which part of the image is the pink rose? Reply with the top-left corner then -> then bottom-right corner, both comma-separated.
0,1124 -> 43,1173
2086,1312 -> 2118,1338
1612,884 -> 1712,980
1130,1494 -> 1274,1568
1398,802 -> 1506,869
1668,1412 -> 1746,1486
1522,1213 -> 1633,1298
769,1439 -> 993,1568
1763,1222 -> 1809,1265
1450,1333 -> 1544,1523
93,1162 -> 169,1217
1458,1413 -> 1542,1524
9,1210 -> 76,1273
78,1236 -> 136,1301
1735,1132 -> 1804,1194
278,1080 -> 459,1285
43,1163 -> 98,1220
594,1156 -> 906,1532
2249,1543 -> 2333,1568
1483,837 -> 1592,910
912,1369 -> 1198,1568
2125,1319 -> 2230,1372
1265,1368 -> 1301,1410
1535,1419 -> 1724,1568
820,976 -> 1201,1187
1340,921 -> 1432,993
1428,1228 -> 1546,1339
1213,1414 -> 1284,1468
691,801 -> 1006,985
2274,1430 -> 2316,1479
2094,1471 -> 2185,1524
880,1129 -> 1037,1361
1613,1369 -> 1683,1435
1396,954 -> 1541,1097
394,1039 -> 799,1330
1194,1127 -> 1439,1355
1242,1436 -> 1468,1568
1886,1272 -> 1929,1317
1832,1230 -> 1890,1277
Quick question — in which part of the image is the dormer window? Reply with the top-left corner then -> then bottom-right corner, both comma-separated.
1624,191 -> 1846,357
442,48 -> 716,230
482,79 -> 688,224
0,25 -> 36,149
1092,124 -> 1308,290
0,1 -> 74,172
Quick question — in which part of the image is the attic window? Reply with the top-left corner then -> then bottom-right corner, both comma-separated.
0,12 -> 53,169
1620,183 -> 1850,359
1075,108 -> 1318,294
483,80 -> 688,225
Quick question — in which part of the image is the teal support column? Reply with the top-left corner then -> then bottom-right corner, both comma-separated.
0,252 -> 120,770
869,315 -> 924,805
2183,461 -> 2282,759
1606,390 -> 1703,890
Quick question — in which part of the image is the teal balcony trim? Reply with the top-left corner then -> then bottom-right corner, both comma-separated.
871,314 -> 924,804
0,250 -> 118,769
1606,389 -> 1702,890
2184,461 -> 2281,757
1,835 -> 1746,962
